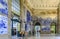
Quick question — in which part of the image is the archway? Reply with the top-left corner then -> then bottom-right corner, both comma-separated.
34,22 -> 41,32
50,22 -> 56,34
35,22 -> 41,25
34,22 -> 41,36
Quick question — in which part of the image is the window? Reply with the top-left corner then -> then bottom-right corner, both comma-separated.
12,0 -> 20,14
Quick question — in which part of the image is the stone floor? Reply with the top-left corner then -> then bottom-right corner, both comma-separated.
12,34 -> 60,39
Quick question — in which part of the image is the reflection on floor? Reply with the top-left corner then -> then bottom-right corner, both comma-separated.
12,35 -> 60,39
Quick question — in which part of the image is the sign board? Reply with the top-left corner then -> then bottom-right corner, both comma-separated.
0,15 -> 8,34
0,0 -> 8,15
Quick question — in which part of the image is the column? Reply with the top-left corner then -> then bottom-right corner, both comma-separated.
20,0 -> 25,31
8,0 -> 12,39
58,3 -> 60,34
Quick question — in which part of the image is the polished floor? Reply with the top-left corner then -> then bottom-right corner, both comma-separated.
12,34 -> 60,39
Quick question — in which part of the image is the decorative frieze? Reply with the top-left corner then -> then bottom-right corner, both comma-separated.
27,0 -> 59,9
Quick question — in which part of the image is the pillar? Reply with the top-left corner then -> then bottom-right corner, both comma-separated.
20,0 -> 26,31
58,3 -> 60,34
8,0 -> 12,39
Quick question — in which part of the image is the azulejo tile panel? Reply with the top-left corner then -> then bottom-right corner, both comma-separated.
0,0 -> 8,15
0,15 -> 8,34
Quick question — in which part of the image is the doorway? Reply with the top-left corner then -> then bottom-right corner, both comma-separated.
11,15 -> 21,39
34,22 -> 41,36
50,22 -> 56,34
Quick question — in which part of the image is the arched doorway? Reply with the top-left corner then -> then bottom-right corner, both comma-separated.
35,22 -> 41,25
34,22 -> 41,36
50,22 -> 56,34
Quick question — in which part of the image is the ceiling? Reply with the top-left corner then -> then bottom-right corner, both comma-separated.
25,0 -> 59,9
24,0 -> 60,19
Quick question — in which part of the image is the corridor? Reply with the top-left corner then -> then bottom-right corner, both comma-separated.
0,0 -> 60,39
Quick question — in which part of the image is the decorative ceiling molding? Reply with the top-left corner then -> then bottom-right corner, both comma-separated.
24,0 -> 59,19
26,0 -> 59,9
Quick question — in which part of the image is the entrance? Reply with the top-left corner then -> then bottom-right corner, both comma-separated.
11,15 -> 20,39
34,22 -> 41,36
50,22 -> 56,34
11,19 -> 20,36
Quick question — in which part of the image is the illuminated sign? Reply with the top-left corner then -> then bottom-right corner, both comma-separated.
0,0 -> 8,15
0,15 -> 8,34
